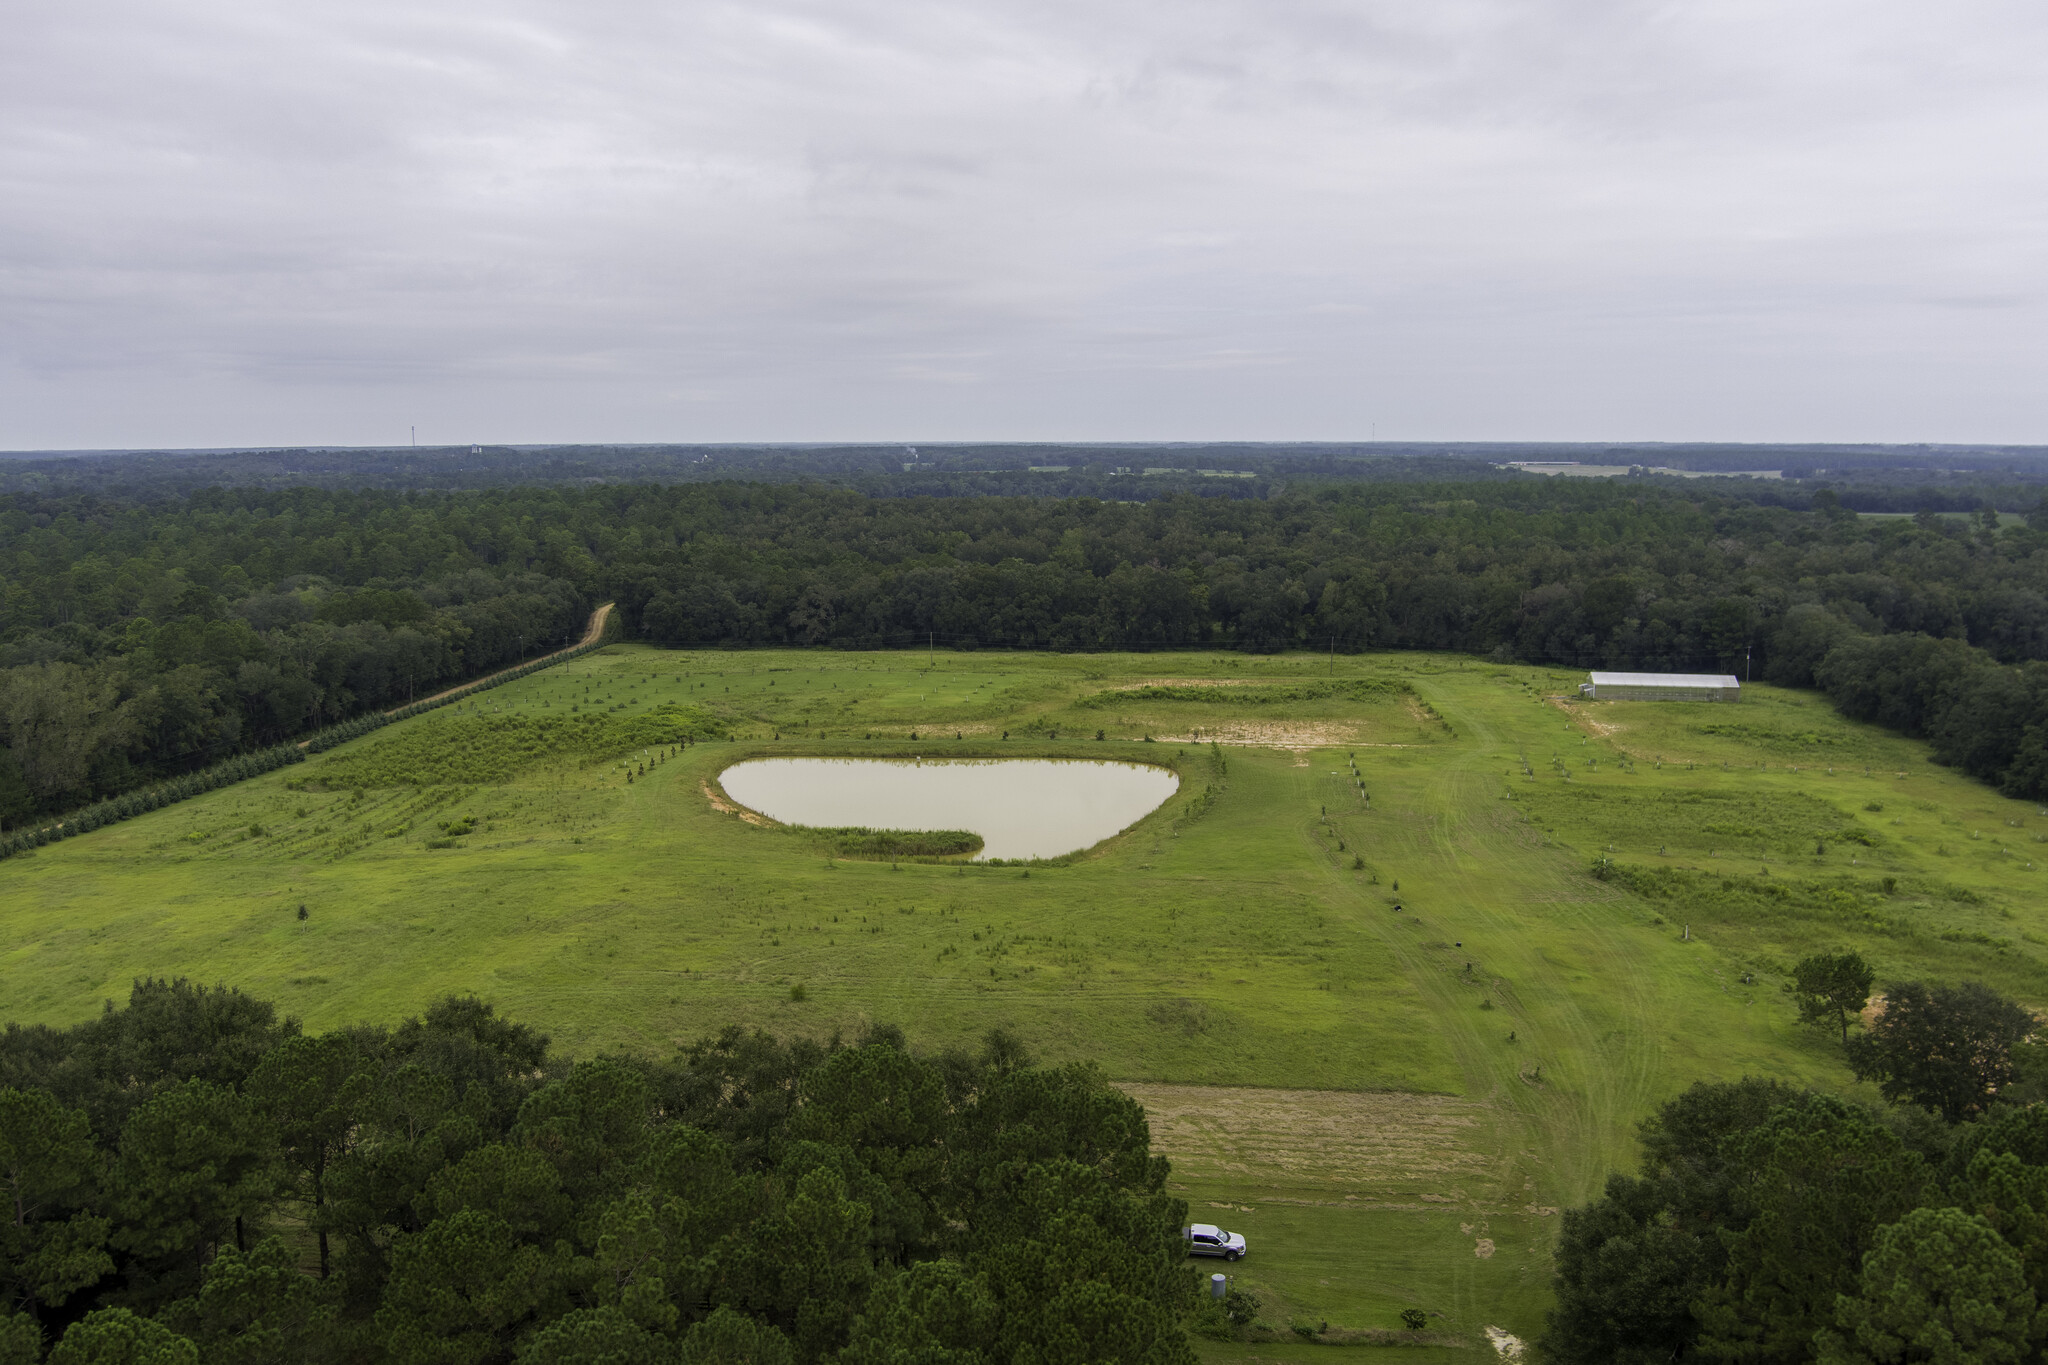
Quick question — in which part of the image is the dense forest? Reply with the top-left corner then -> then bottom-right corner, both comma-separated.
0,983 -> 1195,1365
1544,962 -> 2047,1364
10,478 -> 2048,828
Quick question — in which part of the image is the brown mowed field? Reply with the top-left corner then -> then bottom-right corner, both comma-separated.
1118,1083 -> 1502,1204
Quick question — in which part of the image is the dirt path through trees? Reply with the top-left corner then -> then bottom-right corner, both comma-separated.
387,601 -> 614,714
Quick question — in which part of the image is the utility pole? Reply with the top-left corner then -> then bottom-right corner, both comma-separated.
929,631 -> 934,669
1746,645 -> 1752,682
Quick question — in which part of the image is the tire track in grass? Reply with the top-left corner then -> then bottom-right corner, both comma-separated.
1407,676 -> 1666,1196
1288,828 -> 1523,1328
1286,675 -> 1670,1331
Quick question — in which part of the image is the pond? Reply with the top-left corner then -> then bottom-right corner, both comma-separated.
717,757 -> 1181,861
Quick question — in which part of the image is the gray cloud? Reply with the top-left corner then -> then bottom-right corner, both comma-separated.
2,0 -> 2043,446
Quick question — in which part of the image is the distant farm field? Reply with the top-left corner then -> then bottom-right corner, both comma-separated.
5,646 -> 2044,1355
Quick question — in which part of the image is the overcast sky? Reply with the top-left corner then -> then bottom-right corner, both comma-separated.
2,0 -> 2043,448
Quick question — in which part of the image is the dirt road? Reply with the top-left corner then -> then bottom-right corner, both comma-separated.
387,600 -> 614,714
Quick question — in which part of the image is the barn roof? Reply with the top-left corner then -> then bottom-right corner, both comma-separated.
1588,671 -> 1740,688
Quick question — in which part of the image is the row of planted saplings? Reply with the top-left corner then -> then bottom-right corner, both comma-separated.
623,741 -> 694,783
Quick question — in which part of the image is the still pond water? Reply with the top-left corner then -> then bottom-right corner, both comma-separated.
718,758 -> 1180,861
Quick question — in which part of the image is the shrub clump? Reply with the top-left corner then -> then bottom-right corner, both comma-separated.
813,827 -> 984,860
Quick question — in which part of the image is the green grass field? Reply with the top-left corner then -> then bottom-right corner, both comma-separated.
5,646 -> 2044,1355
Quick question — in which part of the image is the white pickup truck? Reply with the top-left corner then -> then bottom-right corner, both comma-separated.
1184,1223 -> 1247,1261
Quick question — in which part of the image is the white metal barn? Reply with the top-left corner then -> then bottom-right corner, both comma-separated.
1580,671 -> 1741,702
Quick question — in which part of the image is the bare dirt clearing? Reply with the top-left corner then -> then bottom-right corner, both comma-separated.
1120,1083 -> 1497,1196
702,781 -> 771,826
1156,722 -> 1365,750
1485,1326 -> 1527,1360
1543,695 -> 1621,739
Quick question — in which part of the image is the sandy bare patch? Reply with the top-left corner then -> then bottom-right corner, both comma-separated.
1473,1238 -> 1496,1258
1485,1326 -> 1526,1361
1154,722 -> 1362,750
1118,1084 -> 1494,1190
1111,678 -> 1253,690
1544,695 -> 1623,737
702,781 -> 772,827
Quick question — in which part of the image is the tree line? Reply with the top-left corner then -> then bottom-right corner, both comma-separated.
0,551 -> 588,828
5,442 -> 2043,503
0,981 -> 1195,1365
12,478 -> 2048,828
1543,962 -> 2046,1363
0,629 -> 622,863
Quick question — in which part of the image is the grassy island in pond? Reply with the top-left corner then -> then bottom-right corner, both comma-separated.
809,827 -> 984,861
4,644 -> 2045,1353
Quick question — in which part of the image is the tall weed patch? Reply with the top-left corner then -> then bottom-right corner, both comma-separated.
1590,861 -> 1990,942
1523,786 -> 1874,856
